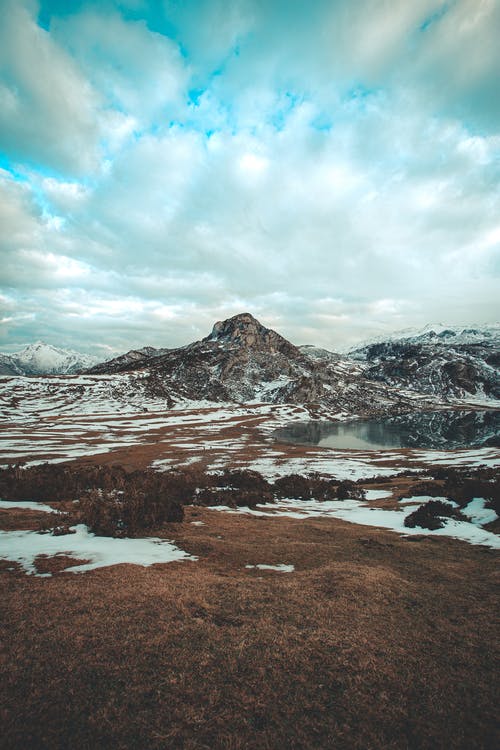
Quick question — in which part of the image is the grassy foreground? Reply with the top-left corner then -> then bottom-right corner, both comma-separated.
1,502 -> 498,750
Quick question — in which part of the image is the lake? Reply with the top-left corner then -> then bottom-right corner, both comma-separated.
273,409 -> 500,451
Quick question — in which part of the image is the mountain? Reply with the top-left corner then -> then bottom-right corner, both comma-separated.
86,312 -> 445,415
5,319 -> 498,414
0,342 -> 101,376
350,326 -> 500,401
88,345 -> 169,374
350,323 -> 500,351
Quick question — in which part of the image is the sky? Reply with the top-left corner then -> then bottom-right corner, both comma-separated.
0,0 -> 499,356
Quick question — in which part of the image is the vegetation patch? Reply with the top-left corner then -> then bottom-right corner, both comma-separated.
1,465 -> 365,537
404,500 -> 465,530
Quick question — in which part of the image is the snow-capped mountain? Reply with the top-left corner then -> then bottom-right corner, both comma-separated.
350,326 -> 500,401
350,323 -> 500,352
0,342 -> 101,376
2,316 -> 498,419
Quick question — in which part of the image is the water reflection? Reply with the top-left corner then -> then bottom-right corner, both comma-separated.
273,410 -> 500,451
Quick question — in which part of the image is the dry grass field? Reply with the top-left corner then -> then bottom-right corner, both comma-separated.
1,490 -> 498,750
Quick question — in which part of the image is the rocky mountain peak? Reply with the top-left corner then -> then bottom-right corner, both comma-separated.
205,312 -> 297,355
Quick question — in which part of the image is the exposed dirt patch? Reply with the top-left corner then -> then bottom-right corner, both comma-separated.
33,554 -> 91,576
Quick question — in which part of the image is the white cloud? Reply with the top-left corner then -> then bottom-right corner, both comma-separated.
0,1 -> 102,175
0,0 -> 498,353
52,9 -> 188,129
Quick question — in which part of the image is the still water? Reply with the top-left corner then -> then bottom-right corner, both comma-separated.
273,410 -> 500,451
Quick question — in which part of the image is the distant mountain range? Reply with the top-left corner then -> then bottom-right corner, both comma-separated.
2,317 -> 498,414
85,313 -> 500,412
348,323 -> 500,351
350,326 -> 500,401
0,342 -> 100,376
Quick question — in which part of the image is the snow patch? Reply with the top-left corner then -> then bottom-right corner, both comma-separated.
209,498 -> 500,548
0,524 -> 197,576
0,499 -> 58,513
245,563 -> 295,572
364,489 -> 393,501
462,498 -> 498,526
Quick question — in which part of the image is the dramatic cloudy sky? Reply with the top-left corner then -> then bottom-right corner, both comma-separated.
1,0 -> 499,355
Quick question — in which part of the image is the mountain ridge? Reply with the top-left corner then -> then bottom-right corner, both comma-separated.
85,312 -> 499,415
0,342 -> 101,376
3,315 -> 498,415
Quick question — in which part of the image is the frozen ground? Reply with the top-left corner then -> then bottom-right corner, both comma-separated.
0,524 -> 196,576
1,375 -> 498,480
0,374 -> 498,564
209,497 -> 500,549
0,499 -> 59,513
245,564 -> 295,572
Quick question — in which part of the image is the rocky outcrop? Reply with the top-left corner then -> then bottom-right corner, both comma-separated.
351,331 -> 500,400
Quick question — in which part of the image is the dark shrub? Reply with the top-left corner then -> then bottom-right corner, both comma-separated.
407,481 -> 445,498
306,474 -> 339,501
404,500 -> 464,530
233,488 -> 272,508
218,469 -> 271,493
194,470 -> 273,508
336,481 -> 366,501
485,494 -> 500,515
196,488 -> 273,509
79,486 -> 184,537
0,463 -> 128,502
0,464 -> 198,537
273,474 -> 314,500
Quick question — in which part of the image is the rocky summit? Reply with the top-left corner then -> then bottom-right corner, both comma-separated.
206,313 -> 299,355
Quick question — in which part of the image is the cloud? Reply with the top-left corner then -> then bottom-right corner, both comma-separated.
0,0 -> 499,354
51,8 -> 188,129
0,1 -> 102,175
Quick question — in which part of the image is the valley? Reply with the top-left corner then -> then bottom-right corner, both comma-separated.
1,314 -> 499,750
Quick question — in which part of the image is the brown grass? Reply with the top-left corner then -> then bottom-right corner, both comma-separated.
1,500 -> 498,750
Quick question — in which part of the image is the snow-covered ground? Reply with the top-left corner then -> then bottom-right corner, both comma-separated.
208,497 -> 500,549
0,499 -> 59,513
0,524 -> 196,576
0,372 -> 498,565
245,563 -> 295,572
461,497 -> 499,526
1,374 -> 498,481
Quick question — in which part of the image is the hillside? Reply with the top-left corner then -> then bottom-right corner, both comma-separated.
350,326 -> 500,401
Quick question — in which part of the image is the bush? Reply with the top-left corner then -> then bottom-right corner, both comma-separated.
404,500 -> 464,531
218,469 -> 271,494
0,463 -> 129,502
194,469 -> 273,508
336,481 -> 366,501
273,474 -> 314,500
79,486 -> 184,537
0,464 -> 196,537
407,481 -> 445,498
306,474 -> 339,501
